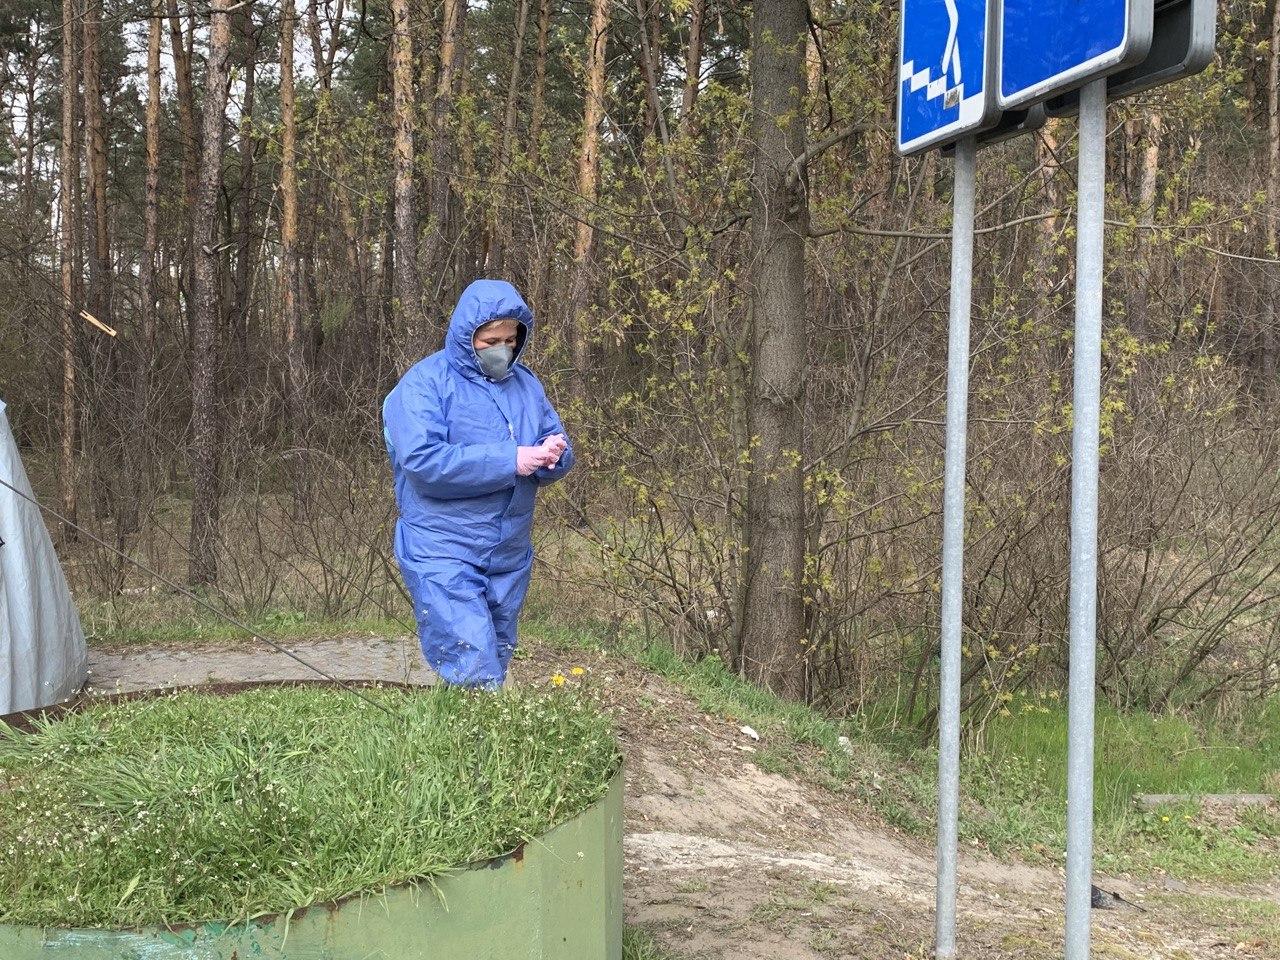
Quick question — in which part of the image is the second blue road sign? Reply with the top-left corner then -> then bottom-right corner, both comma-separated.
999,0 -> 1155,109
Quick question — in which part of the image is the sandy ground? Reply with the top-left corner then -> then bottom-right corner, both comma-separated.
84,636 -> 1279,960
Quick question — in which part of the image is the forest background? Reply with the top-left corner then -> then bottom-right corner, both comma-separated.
2,0 -> 1280,738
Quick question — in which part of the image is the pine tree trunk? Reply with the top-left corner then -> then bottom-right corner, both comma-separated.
679,0 -> 704,137
281,0 -> 307,437
489,0 -> 531,277
58,0 -> 80,539
231,7 -> 259,361
19,42 -> 39,253
140,5 -> 161,365
420,0 -> 467,325
390,0 -> 424,371
81,0 -> 111,334
638,0 -> 658,138
1038,120 -> 1062,241
455,38 -> 478,284
568,0 -> 611,374
187,0 -> 234,587
741,0 -> 809,700
281,0 -> 311,509
527,0 -> 551,162
1259,0 -> 1280,399
122,0 -> 164,536
166,0 -> 198,219
1139,111 -> 1162,221
1265,0 -> 1280,396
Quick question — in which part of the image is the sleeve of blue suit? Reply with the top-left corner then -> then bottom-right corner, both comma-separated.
533,390 -> 574,486
384,374 -> 518,500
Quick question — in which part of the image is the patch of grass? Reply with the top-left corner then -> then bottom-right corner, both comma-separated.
956,702 -> 1280,880
1148,893 -> 1280,955
675,876 -> 711,894
980,699 -> 1280,823
528,614 -> 1279,882
84,605 -> 1278,889
0,686 -> 619,927
623,926 -> 678,960
750,892 -> 814,929
1119,805 -> 1276,881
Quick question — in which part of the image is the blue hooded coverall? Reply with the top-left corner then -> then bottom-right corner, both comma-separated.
383,280 -> 574,687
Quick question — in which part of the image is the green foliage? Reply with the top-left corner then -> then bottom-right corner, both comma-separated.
0,686 -> 620,927
6,0 -> 1280,814
81,605 -> 408,647
536,615 -> 1279,882
622,927 -> 677,960
980,700 -> 1280,821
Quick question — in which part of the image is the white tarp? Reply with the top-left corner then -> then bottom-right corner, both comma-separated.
0,398 -> 88,713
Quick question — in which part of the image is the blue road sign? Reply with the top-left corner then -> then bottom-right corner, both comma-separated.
999,0 -> 1154,109
897,0 -> 999,156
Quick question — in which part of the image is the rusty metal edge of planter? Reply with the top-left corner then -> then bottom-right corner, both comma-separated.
0,684 -> 624,960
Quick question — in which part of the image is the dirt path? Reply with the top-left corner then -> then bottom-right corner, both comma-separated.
85,637 -> 1277,960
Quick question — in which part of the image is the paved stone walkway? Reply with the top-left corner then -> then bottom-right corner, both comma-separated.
86,635 -> 433,693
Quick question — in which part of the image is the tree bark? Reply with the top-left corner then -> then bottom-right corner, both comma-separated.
141,5 -> 162,362
281,0 -> 306,432
187,0 -> 235,587
312,0 -> 344,88
231,6 -> 259,359
638,0 -> 659,138
420,0 -> 467,324
166,0 -> 199,219
740,0 -> 809,700
568,0 -> 611,374
1038,119 -> 1063,241
1139,111 -> 1162,221
1265,0 -> 1280,396
527,0 -> 552,161
634,0 -> 679,203
58,0 -> 80,538
679,0 -> 704,137
122,0 -> 165,535
18,25 -> 40,252
390,0 -> 424,371
488,0 -> 531,277
81,0 -> 111,335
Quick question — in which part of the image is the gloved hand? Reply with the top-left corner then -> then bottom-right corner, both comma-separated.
516,445 -> 557,477
537,433 -> 568,468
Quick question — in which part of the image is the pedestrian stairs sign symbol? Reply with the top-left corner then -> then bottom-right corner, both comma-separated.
897,0 -> 997,156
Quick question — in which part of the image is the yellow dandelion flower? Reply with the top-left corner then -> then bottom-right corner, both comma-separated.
551,674 -> 566,687
1161,815 -> 1170,823
570,667 -> 586,676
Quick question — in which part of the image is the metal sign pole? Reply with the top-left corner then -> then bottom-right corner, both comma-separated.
1064,75 -> 1107,960
935,133 -> 977,960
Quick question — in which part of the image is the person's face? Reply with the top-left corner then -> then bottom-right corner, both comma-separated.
474,319 -> 519,353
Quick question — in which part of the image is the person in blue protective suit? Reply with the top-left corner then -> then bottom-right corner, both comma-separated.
382,279 -> 574,688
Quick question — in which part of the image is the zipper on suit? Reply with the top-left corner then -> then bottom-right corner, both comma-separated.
484,380 -> 516,442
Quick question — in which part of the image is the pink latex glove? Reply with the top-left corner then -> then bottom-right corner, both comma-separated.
516,445 -> 557,477
538,433 -> 568,467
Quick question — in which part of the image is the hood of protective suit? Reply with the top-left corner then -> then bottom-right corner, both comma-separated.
445,279 -> 535,382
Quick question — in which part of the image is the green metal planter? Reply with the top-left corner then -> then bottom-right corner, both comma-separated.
0,770 -> 623,959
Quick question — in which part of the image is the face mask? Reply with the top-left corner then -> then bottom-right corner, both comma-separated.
476,343 -> 515,380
